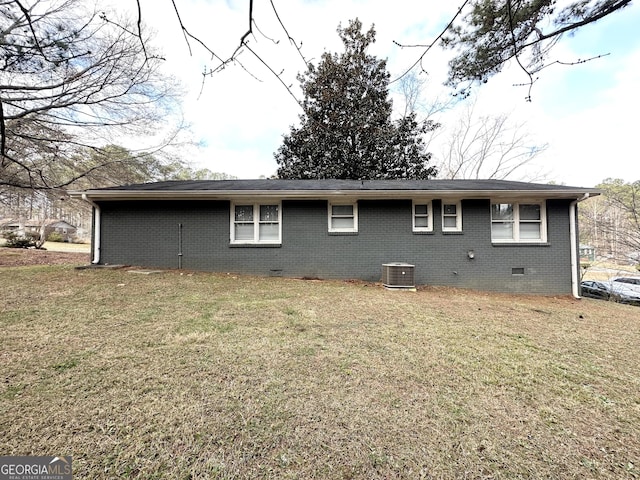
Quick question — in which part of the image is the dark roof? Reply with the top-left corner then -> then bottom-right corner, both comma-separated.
88,178 -> 595,192
72,179 -> 599,200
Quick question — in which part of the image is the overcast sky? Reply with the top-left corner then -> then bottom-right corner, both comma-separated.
125,0 -> 640,187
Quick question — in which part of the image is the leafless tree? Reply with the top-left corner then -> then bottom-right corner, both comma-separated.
0,0 -> 182,190
436,96 -> 547,180
395,72 -> 457,120
580,179 -> 640,264
397,72 -> 427,119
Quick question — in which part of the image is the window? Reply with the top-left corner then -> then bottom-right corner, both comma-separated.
413,201 -> 433,232
491,202 -> 546,243
328,202 -> 358,232
231,203 -> 281,244
441,201 -> 462,232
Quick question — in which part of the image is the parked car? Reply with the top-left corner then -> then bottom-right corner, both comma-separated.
612,277 -> 640,293
580,281 -> 612,301
580,280 -> 640,306
612,277 -> 640,285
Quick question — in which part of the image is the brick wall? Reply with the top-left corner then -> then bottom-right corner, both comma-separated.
97,198 -> 574,294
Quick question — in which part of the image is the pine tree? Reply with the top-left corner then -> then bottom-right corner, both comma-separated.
442,0 -> 631,95
275,19 -> 438,180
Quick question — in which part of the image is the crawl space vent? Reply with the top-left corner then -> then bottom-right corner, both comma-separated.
382,263 -> 415,289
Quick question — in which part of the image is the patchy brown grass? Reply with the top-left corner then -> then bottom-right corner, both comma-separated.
0,261 -> 639,479
0,246 -> 89,267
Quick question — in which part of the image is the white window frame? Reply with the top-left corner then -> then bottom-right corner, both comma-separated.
491,201 -> 547,243
441,201 -> 462,232
412,200 -> 433,232
328,201 -> 358,233
230,202 -> 282,244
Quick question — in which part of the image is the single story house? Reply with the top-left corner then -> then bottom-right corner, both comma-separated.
0,218 -> 78,242
579,244 -> 596,264
71,179 -> 599,296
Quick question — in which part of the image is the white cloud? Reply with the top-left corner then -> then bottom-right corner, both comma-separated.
124,0 -> 640,185
536,46 -> 640,186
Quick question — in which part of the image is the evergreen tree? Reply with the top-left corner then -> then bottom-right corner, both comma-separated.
442,0 -> 631,95
275,19 -> 438,180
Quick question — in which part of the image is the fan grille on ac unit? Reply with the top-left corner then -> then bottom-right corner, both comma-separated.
382,263 -> 415,289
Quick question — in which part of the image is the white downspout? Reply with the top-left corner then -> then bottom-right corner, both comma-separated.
570,193 -> 590,298
82,194 -> 101,264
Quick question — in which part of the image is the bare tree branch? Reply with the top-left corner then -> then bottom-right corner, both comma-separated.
0,0 -> 182,190
391,0 -> 471,84
169,0 -> 225,63
196,0 -> 301,104
269,0 -> 309,66
243,43 -> 300,104
436,96 -> 547,181
506,0 -> 535,102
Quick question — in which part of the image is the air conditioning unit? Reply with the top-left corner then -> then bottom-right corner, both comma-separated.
382,263 -> 415,289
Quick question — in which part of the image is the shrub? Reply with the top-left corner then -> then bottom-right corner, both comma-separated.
2,231 -> 39,248
47,231 -> 64,242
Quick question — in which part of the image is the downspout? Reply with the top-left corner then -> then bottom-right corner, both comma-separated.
570,193 -> 590,298
82,194 -> 101,264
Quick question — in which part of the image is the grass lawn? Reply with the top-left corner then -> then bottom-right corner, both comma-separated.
41,241 -> 91,253
1,263 -> 639,479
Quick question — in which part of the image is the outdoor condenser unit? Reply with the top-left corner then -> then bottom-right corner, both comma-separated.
382,263 -> 415,289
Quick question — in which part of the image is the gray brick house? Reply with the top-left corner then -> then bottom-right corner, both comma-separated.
72,179 -> 598,296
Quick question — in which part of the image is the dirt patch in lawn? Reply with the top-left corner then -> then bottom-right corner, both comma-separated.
0,247 -> 90,267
